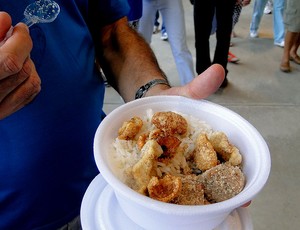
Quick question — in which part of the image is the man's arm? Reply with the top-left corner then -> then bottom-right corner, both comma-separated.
96,17 -> 170,102
96,16 -> 225,102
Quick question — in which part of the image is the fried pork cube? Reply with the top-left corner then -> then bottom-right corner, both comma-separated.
208,131 -> 242,166
118,116 -> 143,140
193,134 -> 218,171
132,140 -> 163,194
138,130 -> 182,161
151,111 -> 188,136
202,163 -> 245,203
173,174 -> 207,205
147,174 -> 182,203
156,135 -> 181,160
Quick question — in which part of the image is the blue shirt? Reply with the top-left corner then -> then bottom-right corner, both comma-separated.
127,0 -> 143,21
0,0 -> 129,229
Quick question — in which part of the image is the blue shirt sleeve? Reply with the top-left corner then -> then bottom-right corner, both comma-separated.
127,0 -> 143,21
88,0 -> 130,26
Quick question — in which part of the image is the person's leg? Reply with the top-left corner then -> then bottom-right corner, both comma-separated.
160,0 -> 195,85
214,0 -> 235,75
154,10 -> 160,27
272,0 -> 285,44
250,0 -> 268,36
193,0 -> 215,74
161,23 -> 166,34
160,21 -> 168,40
232,2 -> 243,30
231,2 -> 243,41
153,10 -> 160,33
290,32 -> 300,64
280,31 -> 298,72
138,0 -> 157,43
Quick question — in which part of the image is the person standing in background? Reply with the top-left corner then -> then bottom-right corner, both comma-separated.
138,0 -> 195,85
127,0 -> 143,30
153,11 -> 168,40
280,0 -> 300,72
228,0 -> 252,63
264,0 -> 273,14
192,0 -> 236,88
249,0 -> 285,47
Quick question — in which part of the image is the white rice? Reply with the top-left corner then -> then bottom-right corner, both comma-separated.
109,109 -> 214,183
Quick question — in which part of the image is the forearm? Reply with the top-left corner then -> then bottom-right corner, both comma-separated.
97,17 -> 169,101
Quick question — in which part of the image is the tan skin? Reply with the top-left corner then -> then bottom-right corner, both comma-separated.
0,12 -> 41,119
280,31 -> 300,72
0,13 -> 225,120
0,12 -> 252,208
290,33 -> 300,61
96,17 -> 225,101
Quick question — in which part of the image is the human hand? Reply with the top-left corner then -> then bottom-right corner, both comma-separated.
0,12 -> 41,120
151,64 -> 225,99
154,64 -> 252,209
242,201 -> 252,207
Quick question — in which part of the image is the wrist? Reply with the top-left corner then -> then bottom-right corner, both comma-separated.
135,79 -> 171,99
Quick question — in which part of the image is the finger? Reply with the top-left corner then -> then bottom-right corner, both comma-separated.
165,64 -> 225,99
0,24 -> 32,78
0,12 -> 12,40
0,89 -> 39,120
241,201 -> 252,207
0,57 -> 33,102
0,61 -> 41,120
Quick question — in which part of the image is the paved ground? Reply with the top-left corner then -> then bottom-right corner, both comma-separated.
103,2 -> 300,229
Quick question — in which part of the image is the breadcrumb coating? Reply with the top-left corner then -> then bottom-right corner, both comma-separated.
202,163 -> 245,202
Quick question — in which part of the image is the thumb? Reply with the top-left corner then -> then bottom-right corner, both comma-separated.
165,64 -> 225,99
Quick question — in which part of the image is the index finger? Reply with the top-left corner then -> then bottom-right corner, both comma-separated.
0,12 -> 12,40
0,23 -> 33,79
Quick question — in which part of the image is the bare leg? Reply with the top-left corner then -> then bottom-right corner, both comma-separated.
280,31 -> 298,72
290,32 -> 300,64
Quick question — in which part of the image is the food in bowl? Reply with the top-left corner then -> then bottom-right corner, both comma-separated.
110,110 -> 246,205
94,96 -> 271,230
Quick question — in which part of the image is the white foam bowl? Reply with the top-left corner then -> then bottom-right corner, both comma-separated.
94,96 -> 271,230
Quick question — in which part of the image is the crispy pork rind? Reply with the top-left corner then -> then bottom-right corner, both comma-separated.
118,117 -> 143,140
193,133 -> 218,171
173,174 -> 207,205
208,131 -> 242,166
147,174 -> 182,203
202,163 -> 245,203
132,140 -> 163,194
156,136 -> 181,161
151,111 -> 188,136
115,112 -> 246,205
